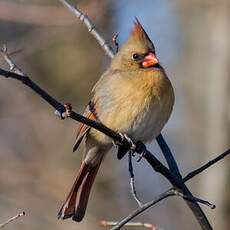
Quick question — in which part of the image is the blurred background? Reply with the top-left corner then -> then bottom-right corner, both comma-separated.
0,0 -> 229,229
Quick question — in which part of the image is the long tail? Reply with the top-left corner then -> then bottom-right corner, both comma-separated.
58,161 -> 101,222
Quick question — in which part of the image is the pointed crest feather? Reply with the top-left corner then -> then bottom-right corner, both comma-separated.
131,17 -> 151,42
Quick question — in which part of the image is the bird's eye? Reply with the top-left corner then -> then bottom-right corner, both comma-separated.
132,53 -> 140,60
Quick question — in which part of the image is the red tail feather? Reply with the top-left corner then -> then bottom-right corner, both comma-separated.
58,161 -> 100,221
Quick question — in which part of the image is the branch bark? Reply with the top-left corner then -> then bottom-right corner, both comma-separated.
58,0 -> 115,59
115,148 -> 230,230
183,148 -> 230,182
0,212 -> 25,228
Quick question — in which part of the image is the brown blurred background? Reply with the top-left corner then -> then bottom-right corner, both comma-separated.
0,0 -> 229,229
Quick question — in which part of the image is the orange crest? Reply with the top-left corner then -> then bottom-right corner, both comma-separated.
131,17 -> 151,42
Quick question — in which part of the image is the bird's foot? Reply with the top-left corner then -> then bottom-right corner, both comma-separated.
63,102 -> 73,118
118,133 -> 136,150
55,102 -> 73,119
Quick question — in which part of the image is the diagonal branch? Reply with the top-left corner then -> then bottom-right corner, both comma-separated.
109,187 -> 216,230
112,147 -> 229,230
102,221 -> 158,230
183,148 -> 230,182
128,152 -> 143,207
58,0 -> 115,59
110,190 -> 174,230
0,212 -> 25,228
156,133 -> 182,178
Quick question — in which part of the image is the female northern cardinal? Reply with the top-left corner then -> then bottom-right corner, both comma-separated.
58,19 -> 174,221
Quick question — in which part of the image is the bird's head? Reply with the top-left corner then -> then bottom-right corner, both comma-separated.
111,18 -> 160,70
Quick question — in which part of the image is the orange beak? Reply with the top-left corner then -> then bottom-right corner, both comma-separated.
142,52 -> 159,68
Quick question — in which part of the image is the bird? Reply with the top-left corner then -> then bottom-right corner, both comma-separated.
58,18 -> 175,222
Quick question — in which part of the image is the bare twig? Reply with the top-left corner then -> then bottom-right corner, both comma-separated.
109,186 -> 216,230
183,148 -> 230,182
101,220 -> 157,230
0,46 -> 25,75
0,212 -> 25,228
113,149 -> 228,230
174,190 -> 215,209
128,152 -> 143,207
110,190 -> 174,230
58,0 -> 115,58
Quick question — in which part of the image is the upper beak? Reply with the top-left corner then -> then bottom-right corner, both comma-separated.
142,52 -> 159,68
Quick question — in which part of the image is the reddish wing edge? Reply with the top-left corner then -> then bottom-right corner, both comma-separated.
73,103 -> 97,152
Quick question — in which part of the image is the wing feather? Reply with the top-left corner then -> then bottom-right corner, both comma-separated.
73,102 -> 98,152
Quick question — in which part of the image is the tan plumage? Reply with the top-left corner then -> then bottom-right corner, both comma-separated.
58,19 -> 174,222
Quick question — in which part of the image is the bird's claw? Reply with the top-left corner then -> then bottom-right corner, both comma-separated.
63,102 -> 73,118
118,133 -> 136,150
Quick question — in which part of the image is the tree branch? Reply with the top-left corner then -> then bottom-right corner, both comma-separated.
183,148 -> 230,182
0,212 -> 25,228
113,148 -> 229,230
110,190 -> 174,230
58,0 -> 115,59
156,133 -> 182,178
101,220 -> 157,230
128,152 -> 143,207
109,186 -> 216,230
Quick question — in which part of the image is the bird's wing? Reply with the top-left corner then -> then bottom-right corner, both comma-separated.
72,101 -> 98,152
72,69 -> 119,152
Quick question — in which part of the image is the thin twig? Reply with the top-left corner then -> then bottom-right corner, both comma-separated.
174,190 -> 215,209
128,152 -> 143,207
114,148 -> 229,230
110,186 -> 216,230
101,220 -> 157,230
183,148 -> 230,182
0,212 -> 25,228
58,0 -> 115,58
0,46 -> 25,75
110,190 -> 174,230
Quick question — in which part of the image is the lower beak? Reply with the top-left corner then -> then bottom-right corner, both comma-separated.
142,52 -> 159,68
